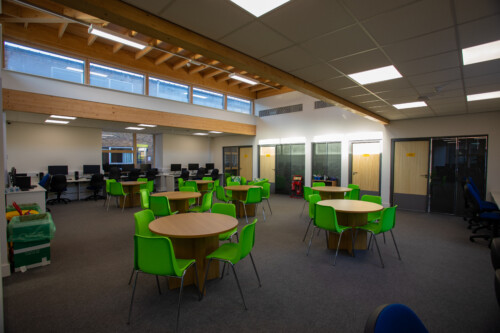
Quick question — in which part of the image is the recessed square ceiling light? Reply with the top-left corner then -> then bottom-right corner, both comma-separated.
467,90 -> 500,102
193,132 -> 209,136
125,127 -> 145,130
348,65 -> 402,85
462,40 -> 500,65
230,0 -> 290,17
45,119 -> 69,124
50,115 -> 76,120
393,101 -> 427,109
138,124 -> 157,127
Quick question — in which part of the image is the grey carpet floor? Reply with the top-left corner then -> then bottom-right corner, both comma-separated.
3,194 -> 500,332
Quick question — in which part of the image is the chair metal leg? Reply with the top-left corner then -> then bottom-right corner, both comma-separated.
350,228 -> 355,257
301,200 -> 307,217
325,230 -> 329,248
201,258 -> 212,298
156,275 -> 161,295
127,270 -> 139,324
302,218 -> 313,242
243,203 -> 248,224
383,232 -> 386,244
266,198 -> 272,215
121,194 -> 127,212
230,264 -> 247,310
106,195 -> 111,211
372,234 -> 384,268
249,253 -> 262,287
192,263 -> 202,300
390,230 -> 402,260
176,273 -> 186,333
307,227 -> 316,256
261,203 -> 266,221
333,231 -> 343,266
128,267 -> 134,285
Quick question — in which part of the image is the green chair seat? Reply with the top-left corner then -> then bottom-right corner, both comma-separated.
188,192 -> 213,213
206,242 -> 240,263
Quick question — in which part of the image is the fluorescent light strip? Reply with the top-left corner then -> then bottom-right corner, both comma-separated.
125,127 -> 145,130
138,124 -> 157,127
348,65 -> 402,85
45,119 -> 69,124
50,115 -> 77,120
229,73 -> 259,85
467,90 -> 500,102
88,25 -> 147,50
209,131 -> 223,134
231,0 -> 290,17
393,101 -> 427,109
462,40 -> 500,65
193,132 -> 208,136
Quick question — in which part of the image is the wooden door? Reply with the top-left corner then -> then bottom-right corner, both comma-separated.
259,146 -> 275,183
393,140 -> 429,211
352,142 -> 380,195
239,147 -> 253,181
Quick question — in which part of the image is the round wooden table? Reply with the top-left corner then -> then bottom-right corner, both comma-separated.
224,185 -> 262,218
317,200 -> 383,253
119,181 -> 146,208
149,213 -> 238,292
194,179 -> 214,193
151,191 -> 201,213
313,186 -> 352,200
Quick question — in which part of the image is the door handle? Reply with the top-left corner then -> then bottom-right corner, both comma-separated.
352,172 -> 358,175
421,174 -> 429,178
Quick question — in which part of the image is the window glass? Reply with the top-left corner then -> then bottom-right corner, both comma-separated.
136,134 -> 154,165
102,132 -> 134,168
149,77 -> 189,103
4,41 -> 84,83
90,63 -> 144,94
312,142 -> 341,180
193,87 -> 224,109
227,95 -> 252,114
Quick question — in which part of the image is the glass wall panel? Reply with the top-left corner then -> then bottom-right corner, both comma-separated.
275,144 -> 305,194
90,63 -> 144,94
312,142 -> 341,181
227,95 -> 252,114
4,41 -> 84,83
193,87 -> 224,109
136,134 -> 154,166
430,138 -> 457,214
149,77 -> 189,103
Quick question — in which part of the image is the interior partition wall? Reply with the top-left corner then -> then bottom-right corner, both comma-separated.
311,142 -> 341,185
260,144 -> 305,195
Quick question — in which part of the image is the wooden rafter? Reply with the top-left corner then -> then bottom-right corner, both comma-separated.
58,22 -> 68,38
112,42 -> 123,53
250,85 -> 269,92
87,34 -> 97,46
135,45 -> 152,60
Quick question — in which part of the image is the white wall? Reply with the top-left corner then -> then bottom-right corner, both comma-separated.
161,133 -> 212,171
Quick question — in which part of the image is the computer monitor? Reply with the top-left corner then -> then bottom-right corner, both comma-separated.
48,165 -> 68,175
170,164 -> 182,172
121,164 -> 135,172
140,163 -> 151,172
205,163 -> 214,170
188,163 -> 199,171
15,176 -> 31,190
83,164 -> 101,175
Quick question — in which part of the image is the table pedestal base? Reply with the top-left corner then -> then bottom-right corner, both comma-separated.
328,212 -> 367,254
318,192 -> 345,200
120,184 -> 141,208
169,200 -> 189,214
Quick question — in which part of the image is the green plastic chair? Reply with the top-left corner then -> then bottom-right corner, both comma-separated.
188,192 -> 213,213
212,203 -> 238,241
240,187 -> 265,224
307,204 -> 354,266
312,182 -> 326,187
345,184 -> 360,200
180,186 -> 196,206
202,177 -> 214,191
301,186 -> 313,216
104,179 -> 116,207
361,195 -> 382,223
214,179 -> 220,188
226,181 -> 239,198
137,177 -> 148,191
185,180 -> 199,192
356,206 -> 401,268
107,182 -> 128,212
201,219 -> 261,309
140,189 -> 150,210
128,209 -> 156,285
240,177 -> 247,185
149,195 -> 178,217
178,178 -> 185,190
216,186 -> 232,203
302,194 -> 321,242
128,235 -> 200,332
146,180 -> 154,193
261,182 -> 272,215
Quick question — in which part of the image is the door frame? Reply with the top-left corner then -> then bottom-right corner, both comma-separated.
222,145 -> 253,181
349,140 -> 382,195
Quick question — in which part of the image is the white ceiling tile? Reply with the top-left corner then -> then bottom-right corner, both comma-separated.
463,59 -> 500,78
329,49 -> 390,75
342,0 -> 417,21
261,0 -> 355,43
158,0 -> 254,41
315,76 -> 357,92
428,101 -> 467,115
365,78 -> 412,92
466,82 -> 500,95
397,51 -> 460,77
464,72 -> 500,89
454,0 -> 500,24
334,86 -> 370,98
301,24 -> 376,62
122,0 -> 173,14
260,46 -> 321,72
219,21 -> 293,58
415,81 -> 463,96
362,0 -> 454,45
467,99 -> 500,113
291,63 -> 342,83
383,29 -> 457,63
458,14 -> 500,48
407,68 -> 462,86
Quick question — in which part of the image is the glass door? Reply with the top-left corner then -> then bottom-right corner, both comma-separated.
275,144 -> 305,195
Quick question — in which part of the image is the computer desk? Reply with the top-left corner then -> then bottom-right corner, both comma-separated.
67,178 -> 90,200
5,184 -> 46,213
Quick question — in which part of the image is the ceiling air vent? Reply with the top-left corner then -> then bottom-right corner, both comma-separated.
314,100 -> 333,109
259,104 -> 302,117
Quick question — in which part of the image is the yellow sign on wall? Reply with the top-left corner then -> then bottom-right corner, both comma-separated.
363,154 -> 370,157
407,153 -> 416,157
266,154 -> 271,157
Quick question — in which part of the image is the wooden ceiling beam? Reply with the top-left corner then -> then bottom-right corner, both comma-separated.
112,42 -> 123,53
47,0 -> 389,124
135,45 -> 152,60
215,74 -> 231,83
203,69 -> 223,79
87,34 -> 97,46
154,52 -> 174,66
250,85 -> 269,92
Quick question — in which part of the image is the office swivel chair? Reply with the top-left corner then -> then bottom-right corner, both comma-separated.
47,174 -> 71,205
210,168 -> 219,181
195,167 -> 206,180
465,184 -> 500,245
108,166 -> 121,181
85,173 -> 105,201
180,169 -> 190,181
364,303 -> 428,333
146,168 -> 158,181
128,168 -> 141,181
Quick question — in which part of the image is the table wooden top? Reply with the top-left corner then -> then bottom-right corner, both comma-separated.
312,186 -> 352,193
149,213 -> 238,238
194,180 -> 214,184
317,199 -> 383,213
120,181 -> 147,186
224,185 -> 261,191
491,191 -> 500,205
151,191 -> 201,200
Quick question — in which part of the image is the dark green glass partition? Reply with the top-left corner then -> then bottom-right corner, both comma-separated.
275,144 -> 305,194
312,142 -> 341,181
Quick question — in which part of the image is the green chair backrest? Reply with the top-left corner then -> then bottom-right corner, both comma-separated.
180,186 -> 196,205
312,182 -> 325,187
308,194 -> 322,219
106,179 -> 116,193
212,203 -> 236,218
199,192 -> 213,212
227,181 -> 239,186
149,196 -> 174,217
241,177 -> 247,185
137,177 -> 148,191
261,182 -> 271,199
215,186 -> 228,201
379,206 -> 397,233
238,218 -> 257,260
202,177 -> 214,190
110,182 -> 125,196
244,187 -> 262,204
303,187 -> 312,201
314,204 -> 341,232
347,188 -> 360,200
135,235 -> 182,276
348,184 -> 360,189
147,180 -> 154,193
140,189 -> 150,209
202,177 -> 212,181
134,209 -> 155,236
214,179 -> 220,187
361,195 -> 382,221
185,180 -> 199,192
178,178 -> 185,189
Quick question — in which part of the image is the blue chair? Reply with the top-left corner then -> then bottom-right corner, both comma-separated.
364,303 -> 428,333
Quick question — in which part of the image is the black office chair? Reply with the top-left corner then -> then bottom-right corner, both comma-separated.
210,168 -> 219,181
146,168 -> 158,181
128,168 -> 141,181
180,169 -> 190,181
85,173 -> 106,201
108,166 -> 121,181
47,174 -> 71,205
465,184 -> 500,245
195,167 -> 205,180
